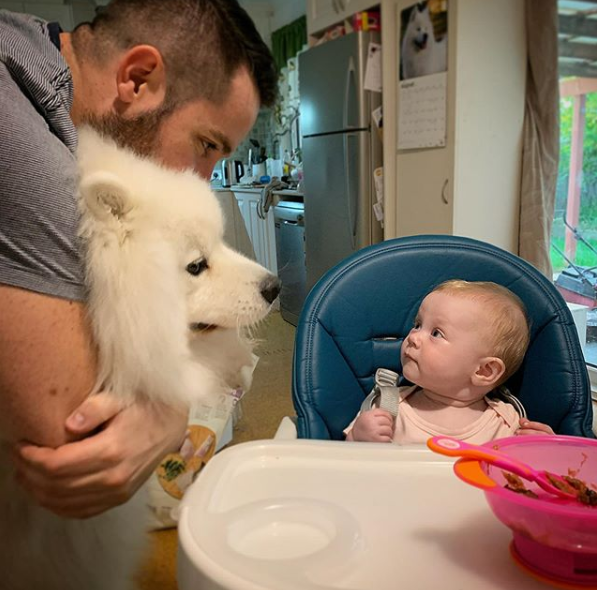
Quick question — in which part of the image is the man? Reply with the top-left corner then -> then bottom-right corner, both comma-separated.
0,0 -> 277,518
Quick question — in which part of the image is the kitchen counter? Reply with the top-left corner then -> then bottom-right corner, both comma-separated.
211,185 -> 261,193
272,189 -> 304,199
211,184 -> 304,200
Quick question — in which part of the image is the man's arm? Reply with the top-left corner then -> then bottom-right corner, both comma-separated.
0,66 -> 187,517
1,285 -> 188,518
0,284 -> 97,447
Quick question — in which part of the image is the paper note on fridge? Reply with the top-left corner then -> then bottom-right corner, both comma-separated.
398,72 -> 447,150
364,42 -> 382,93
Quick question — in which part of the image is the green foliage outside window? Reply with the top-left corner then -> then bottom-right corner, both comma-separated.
552,93 -> 597,272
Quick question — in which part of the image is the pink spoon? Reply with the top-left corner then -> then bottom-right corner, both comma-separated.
428,436 -> 578,501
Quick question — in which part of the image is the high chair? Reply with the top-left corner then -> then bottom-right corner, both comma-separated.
287,235 -> 594,440
178,235 -> 595,590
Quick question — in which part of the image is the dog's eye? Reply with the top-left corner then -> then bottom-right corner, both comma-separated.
186,258 -> 209,276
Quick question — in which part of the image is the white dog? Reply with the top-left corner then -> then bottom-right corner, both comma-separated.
0,128 -> 280,590
401,1 -> 447,79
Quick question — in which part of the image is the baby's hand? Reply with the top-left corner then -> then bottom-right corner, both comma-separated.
516,418 -> 555,436
350,409 -> 394,442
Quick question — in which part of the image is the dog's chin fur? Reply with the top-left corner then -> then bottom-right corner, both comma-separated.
1,128 -> 276,590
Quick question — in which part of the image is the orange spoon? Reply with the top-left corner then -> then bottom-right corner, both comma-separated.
428,436 -> 577,501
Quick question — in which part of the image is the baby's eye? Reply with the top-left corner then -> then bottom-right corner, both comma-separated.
413,320 -> 421,330
431,328 -> 443,338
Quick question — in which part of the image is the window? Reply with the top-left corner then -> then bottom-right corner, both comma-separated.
554,1 -> 597,373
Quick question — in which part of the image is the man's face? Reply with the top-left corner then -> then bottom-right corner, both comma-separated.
82,67 -> 260,180
153,67 -> 260,179
400,291 -> 493,401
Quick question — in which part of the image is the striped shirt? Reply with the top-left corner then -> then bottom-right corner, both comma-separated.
0,10 -> 84,301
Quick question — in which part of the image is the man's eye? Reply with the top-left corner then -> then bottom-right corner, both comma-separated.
186,258 -> 209,276
198,139 -> 217,156
431,328 -> 443,338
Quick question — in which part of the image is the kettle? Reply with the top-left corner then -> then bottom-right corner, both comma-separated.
221,159 -> 245,187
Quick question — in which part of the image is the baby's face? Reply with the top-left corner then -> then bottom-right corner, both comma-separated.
400,291 -> 493,401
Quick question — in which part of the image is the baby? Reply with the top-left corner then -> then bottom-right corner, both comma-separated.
345,280 -> 554,444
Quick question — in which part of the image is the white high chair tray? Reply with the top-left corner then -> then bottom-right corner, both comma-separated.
177,440 -> 547,590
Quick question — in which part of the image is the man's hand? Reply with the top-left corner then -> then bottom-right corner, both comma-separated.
13,392 -> 188,519
516,417 -> 555,436
349,409 -> 394,442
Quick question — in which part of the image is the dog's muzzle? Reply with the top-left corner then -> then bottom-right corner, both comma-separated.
414,33 -> 428,50
260,275 -> 282,305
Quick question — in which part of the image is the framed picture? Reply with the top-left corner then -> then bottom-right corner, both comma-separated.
399,0 -> 448,81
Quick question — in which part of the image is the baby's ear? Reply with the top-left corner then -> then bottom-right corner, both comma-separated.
472,357 -> 506,388
79,171 -> 134,222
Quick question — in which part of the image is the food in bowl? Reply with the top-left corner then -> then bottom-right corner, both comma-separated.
502,469 -> 597,506
559,474 -> 597,506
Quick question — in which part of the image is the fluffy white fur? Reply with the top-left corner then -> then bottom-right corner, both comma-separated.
401,1 -> 447,79
0,128 -> 278,590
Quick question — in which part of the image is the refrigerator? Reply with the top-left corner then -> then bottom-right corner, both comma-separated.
299,31 -> 383,291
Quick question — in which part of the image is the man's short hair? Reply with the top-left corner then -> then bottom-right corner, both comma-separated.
432,279 -> 531,385
74,0 -> 278,108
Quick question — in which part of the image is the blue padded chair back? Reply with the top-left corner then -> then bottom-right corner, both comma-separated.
292,235 -> 594,440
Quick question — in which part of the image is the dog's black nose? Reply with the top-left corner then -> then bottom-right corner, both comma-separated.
260,275 -> 281,304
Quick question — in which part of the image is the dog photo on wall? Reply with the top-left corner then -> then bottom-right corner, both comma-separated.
400,0 -> 448,80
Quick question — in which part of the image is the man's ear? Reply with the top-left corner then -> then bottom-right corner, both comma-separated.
79,171 -> 134,223
472,357 -> 506,389
115,45 -> 166,112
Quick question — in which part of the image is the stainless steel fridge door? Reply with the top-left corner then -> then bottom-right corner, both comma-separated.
303,130 -> 376,290
299,31 -> 380,135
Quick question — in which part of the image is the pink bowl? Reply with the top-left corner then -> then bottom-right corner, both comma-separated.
454,435 -> 597,586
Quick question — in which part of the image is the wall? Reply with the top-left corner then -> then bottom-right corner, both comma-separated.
239,1 -> 274,47
0,1 -> 96,29
235,1 -> 307,167
270,2 -> 306,31
240,0 -> 305,35
1,1 -> 298,42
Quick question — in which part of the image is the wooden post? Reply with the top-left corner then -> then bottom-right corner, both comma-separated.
565,93 -> 586,261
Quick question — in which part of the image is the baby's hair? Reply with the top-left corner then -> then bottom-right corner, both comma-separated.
431,280 -> 530,385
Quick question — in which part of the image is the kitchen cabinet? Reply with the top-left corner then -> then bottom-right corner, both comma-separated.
381,0 -> 526,253
214,190 -> 256,261
232,190 -> 278,275
307,0 -> 379,36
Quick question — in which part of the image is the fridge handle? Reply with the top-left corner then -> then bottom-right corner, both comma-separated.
343,56 -> 356,130
343,132 -> 357,250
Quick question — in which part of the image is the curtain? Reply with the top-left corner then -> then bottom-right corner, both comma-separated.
518,0 -> 560,277
271,16 -> 307,72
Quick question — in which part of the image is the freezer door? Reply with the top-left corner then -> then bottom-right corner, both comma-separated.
303,130 -> 377,290
299,31 -> 380,135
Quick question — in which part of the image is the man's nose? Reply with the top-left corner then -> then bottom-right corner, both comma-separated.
196,157 -> 220,181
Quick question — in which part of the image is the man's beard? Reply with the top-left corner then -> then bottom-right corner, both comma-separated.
79,107 -> 172,158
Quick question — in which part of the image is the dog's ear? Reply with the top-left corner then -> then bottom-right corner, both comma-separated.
79,171 -> 134,222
